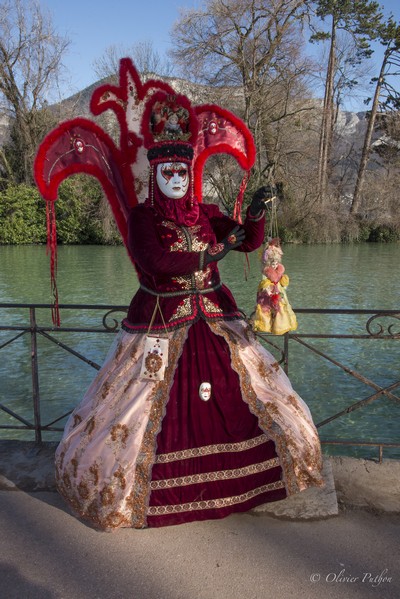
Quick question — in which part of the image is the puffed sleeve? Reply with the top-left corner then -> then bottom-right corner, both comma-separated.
128,205 -> 206,276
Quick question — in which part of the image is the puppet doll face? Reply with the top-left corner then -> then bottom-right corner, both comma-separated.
156,162 -> 189,199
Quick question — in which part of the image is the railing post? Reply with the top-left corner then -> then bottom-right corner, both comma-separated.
30,307 -> 42,445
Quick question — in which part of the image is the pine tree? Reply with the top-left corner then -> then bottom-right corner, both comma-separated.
351,18 -> 400,215
310,0 -> 382,202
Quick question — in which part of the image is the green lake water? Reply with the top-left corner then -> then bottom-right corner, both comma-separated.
0,243 -> 399,458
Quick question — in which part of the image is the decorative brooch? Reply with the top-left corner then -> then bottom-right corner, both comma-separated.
227,234 -> 237,245
207,243 -> 225,256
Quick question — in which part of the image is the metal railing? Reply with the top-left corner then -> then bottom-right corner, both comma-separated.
0,303 -> 399,461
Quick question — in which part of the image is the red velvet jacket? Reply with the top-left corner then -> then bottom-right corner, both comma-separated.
122,203 -> 265,332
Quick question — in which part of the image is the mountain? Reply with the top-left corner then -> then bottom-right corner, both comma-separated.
0,74 -> 391,190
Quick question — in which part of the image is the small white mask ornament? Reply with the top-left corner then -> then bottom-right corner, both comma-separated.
156,162 -> 189,199
199,382 -> 212,402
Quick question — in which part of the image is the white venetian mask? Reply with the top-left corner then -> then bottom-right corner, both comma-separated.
199,382 -> 212,401
156,162 -> 189,199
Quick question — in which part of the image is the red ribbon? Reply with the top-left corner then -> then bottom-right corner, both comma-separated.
233,171 -> 250,224
46,201 -> 60,327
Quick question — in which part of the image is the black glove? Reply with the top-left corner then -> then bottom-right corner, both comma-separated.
205,225 -> 246,265
249,185 -> 277,215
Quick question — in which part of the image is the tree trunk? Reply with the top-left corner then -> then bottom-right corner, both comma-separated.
318,15 -> 337,203
350,50 -> 388,215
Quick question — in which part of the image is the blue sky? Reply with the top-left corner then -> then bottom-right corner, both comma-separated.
45,0 -> 399,109
45,0 -> 202,96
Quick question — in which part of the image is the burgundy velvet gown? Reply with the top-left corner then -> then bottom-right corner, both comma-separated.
147,318 -> 286,527
54,201 -> 323,530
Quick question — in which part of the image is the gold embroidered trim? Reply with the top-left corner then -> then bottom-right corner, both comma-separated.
208,320 -> 299,495
169,296 -> 192,321
128,326 -> 189,528
155,433 -> 269,463
209,320 -> 324,495
161,220 -> 180,231
201,296 -> 223,314
187,225 -> 208,252
171,275 -> 192,290
150,457 -> 280,489
161,221 -> 188,252
193,266 -> 212,290
147,480 -> 285,515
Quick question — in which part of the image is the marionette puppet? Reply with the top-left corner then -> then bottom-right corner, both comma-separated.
252,187 -> 298,336
35,59 -> 323,530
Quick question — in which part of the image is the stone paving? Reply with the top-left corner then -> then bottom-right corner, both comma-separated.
1,441 -> 399,599
1,489 -> 399,599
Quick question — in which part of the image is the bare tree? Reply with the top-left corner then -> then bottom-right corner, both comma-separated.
0,0 -> 69,184
93,41 -> 172,81
171,0 -> 309,121
170,0 -> 321,207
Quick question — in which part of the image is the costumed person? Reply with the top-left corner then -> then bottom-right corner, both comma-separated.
34,59 -> 323,530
